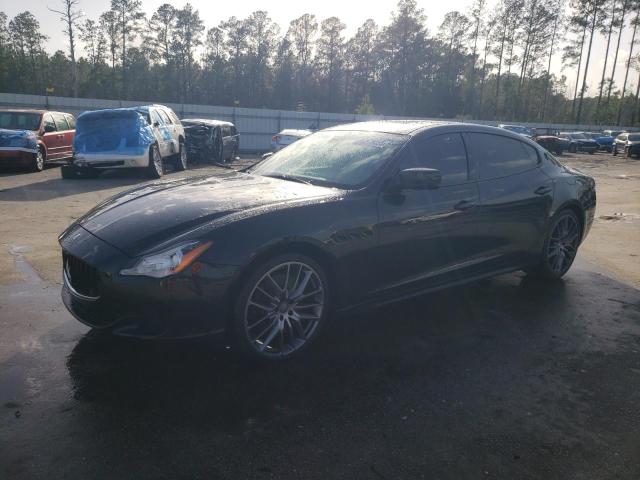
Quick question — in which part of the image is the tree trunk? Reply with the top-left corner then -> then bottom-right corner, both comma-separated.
596,1 -> 617,122
607,0 -> 629,110
542,15 -> 559,121
617,15 -> 638,125
577,9 -> 599,124
571,24 -> 587,121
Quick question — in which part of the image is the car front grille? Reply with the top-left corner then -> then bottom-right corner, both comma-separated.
63,252 -> 100,298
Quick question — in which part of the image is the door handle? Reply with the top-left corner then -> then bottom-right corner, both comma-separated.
454,199 -> 476,211
534,186 -> 552,195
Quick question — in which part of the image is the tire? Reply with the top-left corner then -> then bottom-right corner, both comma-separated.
228,146 -> 238,163
589,150 -> 595,155
31,148 -> 45,172
147,144 -> 163,179
231,253 -> 331,361
626,147 -> 631,158
555,148 -> 563,156
527,209 -> 582,280
174,141 -> 188,171
613,146 -> 618,156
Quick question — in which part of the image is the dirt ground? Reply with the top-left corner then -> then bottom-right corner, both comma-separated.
0,151 -> 639,288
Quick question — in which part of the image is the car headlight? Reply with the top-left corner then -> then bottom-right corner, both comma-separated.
120,241 -> 213,278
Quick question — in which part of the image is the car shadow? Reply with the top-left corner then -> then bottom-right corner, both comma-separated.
64,272 -> 576,434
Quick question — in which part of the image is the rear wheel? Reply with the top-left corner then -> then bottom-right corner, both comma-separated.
231,254 -> 330,361
528,210 -> 581,279
147,144 -> 163,178
31,148 -> 45,172
174,141 -> 188,171
229,146 -> 238,162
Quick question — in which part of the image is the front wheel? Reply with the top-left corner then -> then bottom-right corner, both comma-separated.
147,144 -> 163,178
528,210 -> 582,280
31,149 -> 44,172
231,254 -> 330,361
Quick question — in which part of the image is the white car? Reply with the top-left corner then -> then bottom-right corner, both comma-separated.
62,104 -> 187,179
270,129 -> 313,151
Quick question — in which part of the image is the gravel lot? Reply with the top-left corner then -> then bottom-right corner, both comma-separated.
1,151 -> 639,479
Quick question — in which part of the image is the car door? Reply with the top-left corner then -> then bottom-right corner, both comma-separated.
65,114 -> 76,157
375,132 -> 481,297
52,113 -> 72,159
149,109 -> 171,157
158,109 -> 178,155
40,113 -> 63,160
464,132 -> 554,268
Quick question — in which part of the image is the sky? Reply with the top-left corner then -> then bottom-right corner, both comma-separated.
4,0 -> 640,97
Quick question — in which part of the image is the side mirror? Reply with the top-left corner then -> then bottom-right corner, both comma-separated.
44,125 -> 56,133
153,121 -> 160,127
393,168 -> 442,191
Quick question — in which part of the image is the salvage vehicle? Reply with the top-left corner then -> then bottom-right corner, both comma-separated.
559,132 -> 599,154
61,105 -> 186,179
182,119 -> 239,164
582,132 -> 614,152
498,124 -> 533,138
603,129 -> 626,138
270,129 -> 312,151
612,132 -> 640,157
59,121 -> 596,361
0,109 -> 75,172
531,129 -> 565,155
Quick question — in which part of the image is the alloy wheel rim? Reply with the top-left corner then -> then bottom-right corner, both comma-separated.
244,261 -> 324,356
547,215 -> 580,274
153,148 -> 162,175
36,151 -> 43,170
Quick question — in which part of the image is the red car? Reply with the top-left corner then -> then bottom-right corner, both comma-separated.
0,109 -> 75,172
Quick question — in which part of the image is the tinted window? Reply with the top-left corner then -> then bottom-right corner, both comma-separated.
43,114 -> 57,132
466,133 -> 539,180
65,115 -> 76,129
53,113 -> 69,130
231,126 -> 237,136
150,110 -> 164,126
221,125 -> 230,137
404,133 -> 468,186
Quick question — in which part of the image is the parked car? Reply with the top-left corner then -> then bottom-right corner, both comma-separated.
182,119 -> 239,164
612,132 -> 640,157
582,132 -> 614,152
531,128 -> 565,155
59,121 -> 596,361
270,129 -> 312,151
62,104 -> 186,179
498,124 -> 533,138
0,109 -> 75,172
558,132 -> 599,154
603,129 -> 626,138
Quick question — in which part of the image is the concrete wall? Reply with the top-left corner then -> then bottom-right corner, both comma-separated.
1,92 -> 635,152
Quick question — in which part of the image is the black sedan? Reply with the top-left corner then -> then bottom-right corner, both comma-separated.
59,122 -> 596,360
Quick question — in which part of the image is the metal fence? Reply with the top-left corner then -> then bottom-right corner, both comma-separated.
0,92 -> 635,152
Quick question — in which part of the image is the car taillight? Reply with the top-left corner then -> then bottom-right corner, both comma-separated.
272,135 -> 280,143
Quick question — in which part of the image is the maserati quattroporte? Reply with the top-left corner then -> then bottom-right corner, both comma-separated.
59,121 -> 596,360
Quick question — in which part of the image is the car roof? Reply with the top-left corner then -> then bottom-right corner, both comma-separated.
0,109 -> 58,115
182,118 -> 234,127
325,120 -> 456,135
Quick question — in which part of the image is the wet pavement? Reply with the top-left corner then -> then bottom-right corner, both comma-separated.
1,258 -> 640,479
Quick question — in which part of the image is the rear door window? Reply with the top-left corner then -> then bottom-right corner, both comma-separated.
158,110 -> 172,124
466,133 -> 539,180
53,113 -> 70,131
65,115 -> 76,129
221,125 -> 230,137
404,133 -> 469,186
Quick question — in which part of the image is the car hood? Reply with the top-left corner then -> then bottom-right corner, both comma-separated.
76,172 -> 339,256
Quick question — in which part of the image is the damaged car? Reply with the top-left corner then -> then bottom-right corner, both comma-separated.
0,109 -> 75,172
62,105 -> 186,179
182,119 -> 240,164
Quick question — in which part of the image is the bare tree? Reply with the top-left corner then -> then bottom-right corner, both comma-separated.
49,0 -> 82,97
606,0 -> 630,111
617,7 -> 640,124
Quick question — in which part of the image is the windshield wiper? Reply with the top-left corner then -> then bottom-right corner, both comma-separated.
263,173 -> 314,185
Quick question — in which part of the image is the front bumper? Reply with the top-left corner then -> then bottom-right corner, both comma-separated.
73,150 -> 150,169
0,149 -> 36,167
60,224 -> 238,339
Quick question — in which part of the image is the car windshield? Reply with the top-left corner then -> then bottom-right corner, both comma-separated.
0,112 -> 41,131
250,130 -> 408,188
504,125 -> 531,135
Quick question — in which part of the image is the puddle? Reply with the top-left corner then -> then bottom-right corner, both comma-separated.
599,212 -> 640,222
